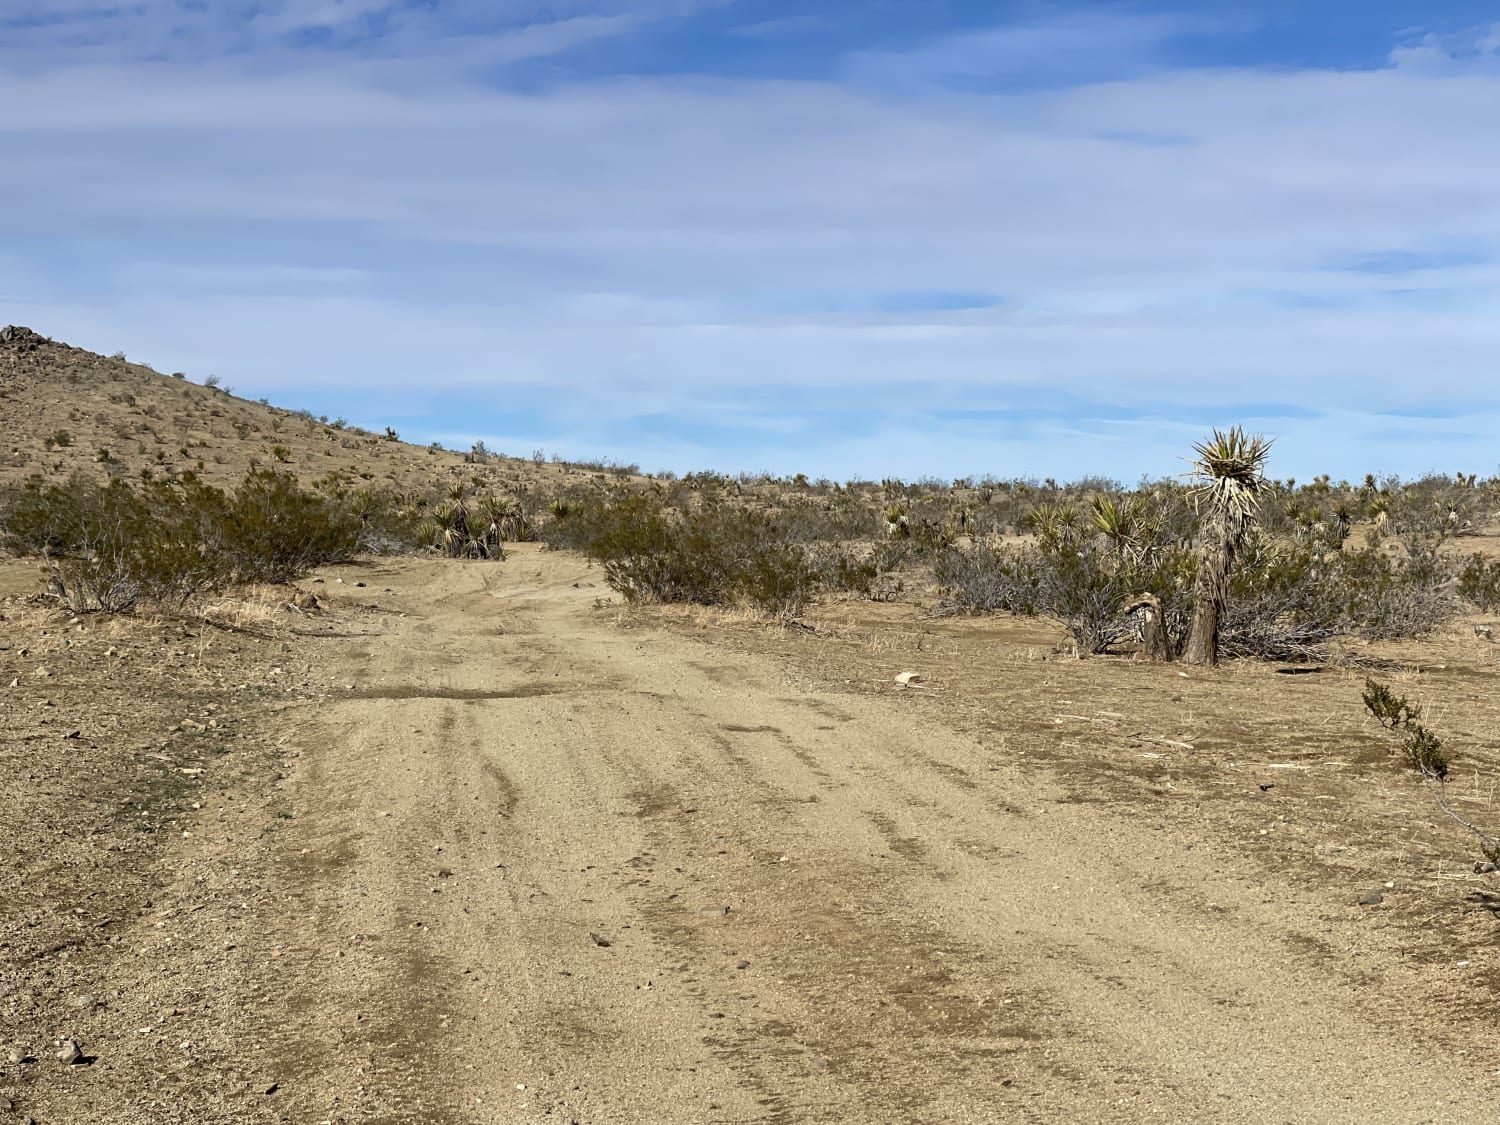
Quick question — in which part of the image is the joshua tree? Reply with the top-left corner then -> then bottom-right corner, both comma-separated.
1182,427 -> 1273,666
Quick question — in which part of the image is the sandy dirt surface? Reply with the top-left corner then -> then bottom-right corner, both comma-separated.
6,545 -> 1500,1123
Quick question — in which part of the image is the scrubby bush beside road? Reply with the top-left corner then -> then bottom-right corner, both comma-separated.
541,492 -> 895,616
1,470 -> 360,612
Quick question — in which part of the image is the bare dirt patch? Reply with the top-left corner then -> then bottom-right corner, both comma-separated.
6,547 -> 1500,1123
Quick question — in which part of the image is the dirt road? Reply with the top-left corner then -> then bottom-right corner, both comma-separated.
156,545 -> 1481,1125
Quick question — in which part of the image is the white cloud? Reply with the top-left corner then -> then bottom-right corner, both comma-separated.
1388,21 -> 1500,72
3,13 -> 1500,477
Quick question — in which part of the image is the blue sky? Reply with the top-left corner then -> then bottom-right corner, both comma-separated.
3,1 -> 1500,481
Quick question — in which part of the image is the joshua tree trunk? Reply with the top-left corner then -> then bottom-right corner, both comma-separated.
1183,523 -> 1234,666
1123,593 -> 1173,661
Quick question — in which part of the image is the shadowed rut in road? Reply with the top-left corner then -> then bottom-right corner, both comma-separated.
248,548 -> 1500,1123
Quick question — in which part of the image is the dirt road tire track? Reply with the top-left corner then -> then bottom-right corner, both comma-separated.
248,548 -> 1500,1123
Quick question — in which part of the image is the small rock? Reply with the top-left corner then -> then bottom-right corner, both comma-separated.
1358,891 -> 1384,906
63,729 -> 82,740
698,905 -> 731,918
589,932 -> 612,948
57,1039 -> 83,1065
894,671 -> 923,686
436,867 -> 454,878
264,1081 -> 279,1095
736,960 -> 750,970
7,1046 -> 25,1064
1476,861 -> 1497,874
72,993 -> 97,1009
812,1056 -> 829,1069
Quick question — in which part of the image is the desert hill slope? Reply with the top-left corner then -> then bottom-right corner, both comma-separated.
0,324 -> 586,497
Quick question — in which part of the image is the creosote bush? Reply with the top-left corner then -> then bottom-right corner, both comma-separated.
0,470 -> 359,611
541,493 -> 879,616
1458,555 -> 1500,612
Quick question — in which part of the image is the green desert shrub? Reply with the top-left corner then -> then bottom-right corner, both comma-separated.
542,494 -> 819,615
0,470 -> 359,611
217,470 -> 360,584
1458,555 -> 1500,612
1360,678 -> 1422,730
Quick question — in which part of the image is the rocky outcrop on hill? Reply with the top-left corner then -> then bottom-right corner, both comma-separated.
0,325 -> 47,352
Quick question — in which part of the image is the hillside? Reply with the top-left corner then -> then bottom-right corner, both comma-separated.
0,324 -> 581,497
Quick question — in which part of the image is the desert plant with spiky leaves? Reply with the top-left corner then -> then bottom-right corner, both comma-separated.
1088,494 -> 1146,565
1183,427 -> 1274,665
1025,501 -> 1081,551
431,486 -> 494,558
883,503 -> 911,540
473,495 -> 513,558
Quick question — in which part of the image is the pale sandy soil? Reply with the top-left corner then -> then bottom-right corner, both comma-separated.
6,544 -> 1500,1124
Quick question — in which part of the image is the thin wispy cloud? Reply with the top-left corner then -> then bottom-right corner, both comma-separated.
2,2 -> 1498,480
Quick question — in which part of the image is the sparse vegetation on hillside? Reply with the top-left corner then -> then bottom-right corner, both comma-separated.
0,325 -> 608,499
